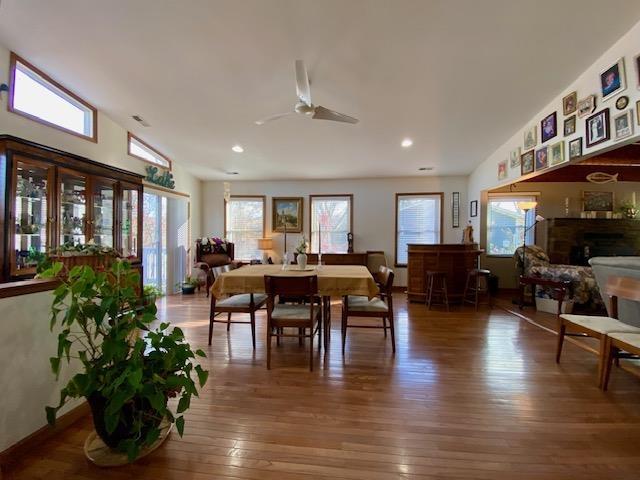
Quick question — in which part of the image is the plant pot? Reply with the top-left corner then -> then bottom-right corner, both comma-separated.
297,253 -> 308,270
181,284 -> 196,294
143,294 -> 157,306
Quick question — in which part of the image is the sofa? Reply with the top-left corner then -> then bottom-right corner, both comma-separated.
194,238 -> 235,296
589,257 -> 640,327
514,245 -> 602,308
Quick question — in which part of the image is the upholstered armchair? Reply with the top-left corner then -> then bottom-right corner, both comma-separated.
194,238 -> 235,296
514,245 -> 602,307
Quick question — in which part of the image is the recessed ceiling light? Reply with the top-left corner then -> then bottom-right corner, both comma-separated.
401,138 -> 413,148
418,167 -> 433,171
226,171 -> 239,175
231,145 -> 244,153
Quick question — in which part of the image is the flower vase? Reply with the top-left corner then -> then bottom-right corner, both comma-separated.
298,253 -> 308,270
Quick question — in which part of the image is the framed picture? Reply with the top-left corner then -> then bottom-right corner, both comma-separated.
563,91 -> 577,115
509,147 -> 521,168
452,192 -> 460,228
569,137 -> 583,159
615,95 -> 629,110
577,95 -> 597,118
585,108 -> 610,148
600,58 -> 626,101
272,197 -> 303,232
535,146 -> 548,171
470,200 -> 478,218
614,109 -> 634,140
549,141 -> 565,166
540,112 -> 557,143
582,191 -> 614,212
523,125 -> 537,150
521,150 -> 534,175
635,53 -> 640,89
563,115 -> 576,136
497,160 -> 507,180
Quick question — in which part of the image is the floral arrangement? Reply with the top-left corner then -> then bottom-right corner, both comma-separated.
51,239 -> 121,257
295,237 -> 308,255
200,237 -> 227,254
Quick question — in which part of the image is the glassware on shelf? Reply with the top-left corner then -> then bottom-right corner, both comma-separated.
121,187 -> 139,259
59,172 -> 87,246
92,183 -> 114,247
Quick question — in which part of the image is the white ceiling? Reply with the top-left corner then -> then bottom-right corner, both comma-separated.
1,0 -> 640,181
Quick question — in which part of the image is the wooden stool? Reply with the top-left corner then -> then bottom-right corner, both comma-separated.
463,269 -> 492,310
425,271 -> 450,311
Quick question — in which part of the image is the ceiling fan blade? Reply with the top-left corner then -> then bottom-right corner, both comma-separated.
295,60 -> 312,106
254,112 -> 295,125
312,106 -> 359,124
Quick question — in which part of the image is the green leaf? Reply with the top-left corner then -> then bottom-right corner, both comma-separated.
45,406 -> 57,426
177,394 -> 190,413
50,357 -> 61,377
175,416 -> 185,437
144,426 -> 161,446
194,365 -> 209,387
104,410 -> 120,435
127,368 -> 143,388
195,349 -> 206,358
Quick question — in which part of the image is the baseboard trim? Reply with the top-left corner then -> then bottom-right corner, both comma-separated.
0,402 -> 90,471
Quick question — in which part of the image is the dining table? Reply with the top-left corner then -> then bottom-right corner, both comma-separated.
210,264 -> 380,349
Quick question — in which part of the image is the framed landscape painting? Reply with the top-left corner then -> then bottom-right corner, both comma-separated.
583,191 -> 614,212
521,150 -> 534,175
549,141 -> 565,166
272,197 -> 303,232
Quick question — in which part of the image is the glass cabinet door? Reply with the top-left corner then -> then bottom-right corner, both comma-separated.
12,157 -> 53,275
91,180 -> 115,247
59,169 -> 88,246
120,184 -> 140,260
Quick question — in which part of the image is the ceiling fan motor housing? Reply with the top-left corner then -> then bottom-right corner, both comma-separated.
295,101 -> 314,116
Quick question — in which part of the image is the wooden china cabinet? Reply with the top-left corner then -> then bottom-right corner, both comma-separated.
0,135 -> 144,283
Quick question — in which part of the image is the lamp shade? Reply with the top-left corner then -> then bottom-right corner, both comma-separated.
257,238 -> 273,250
517,200 -> 538,211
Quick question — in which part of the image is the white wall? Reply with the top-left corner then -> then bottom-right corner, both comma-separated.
202,176 -> 469,286
468,18 -> 640,285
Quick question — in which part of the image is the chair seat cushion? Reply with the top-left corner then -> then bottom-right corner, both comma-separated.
607,332 -> 640,349
346,295 -> 389,313
272,304 -> 319,321
560,314 -> 640,334
217,293 -> 267,308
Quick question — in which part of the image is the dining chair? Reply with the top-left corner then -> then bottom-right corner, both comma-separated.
208,264 -> 267,349
264,275 -> 321,371
341,266 -> 395,354
598,276 -> 640,390
557,275 -> 640,387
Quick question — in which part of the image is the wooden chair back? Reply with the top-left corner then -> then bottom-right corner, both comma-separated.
604,276 -> 640,319
379,266 -> 395,295
264,275 -> 318,297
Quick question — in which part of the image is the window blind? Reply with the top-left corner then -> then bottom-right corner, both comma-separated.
396,194 -> 442,265
225,197 -> 264,261
310,196 -> 351,253
487,195 -> 536,256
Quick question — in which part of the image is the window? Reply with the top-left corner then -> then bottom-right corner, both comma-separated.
487,195 -> 537,256
8,52 -> 97,141
224,196 -> 265,261
127,133 -> 172,170
395,193 -> 443,265
310,195 -> 353,253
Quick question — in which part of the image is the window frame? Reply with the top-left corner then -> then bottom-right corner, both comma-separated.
223,195 -> 266,261
127,132 -> 172,170
394,192 -> 444,267
308,194 -> 354,254
486,194 -> 538,258
8,52 -> 98,143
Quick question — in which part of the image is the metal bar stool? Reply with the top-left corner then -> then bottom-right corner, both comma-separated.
425,271 -> 450,311
463,269 -> 492,310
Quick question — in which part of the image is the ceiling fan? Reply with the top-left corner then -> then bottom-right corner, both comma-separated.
255,60 -> 359,125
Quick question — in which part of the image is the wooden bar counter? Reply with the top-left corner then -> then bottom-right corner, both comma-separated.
406,243 -> 482,303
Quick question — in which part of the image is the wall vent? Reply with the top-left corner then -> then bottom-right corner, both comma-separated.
132,115 -> 150,127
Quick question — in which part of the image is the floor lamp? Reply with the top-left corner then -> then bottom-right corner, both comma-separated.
516,200 -> 539,280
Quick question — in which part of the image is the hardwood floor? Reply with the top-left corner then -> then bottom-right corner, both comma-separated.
5,293 -> 640,479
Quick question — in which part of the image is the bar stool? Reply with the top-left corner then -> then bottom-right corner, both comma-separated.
425,271 -> 450,311
463,269 -> 492,310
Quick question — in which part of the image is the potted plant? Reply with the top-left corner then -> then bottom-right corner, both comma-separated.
617,200 -> 638,219
180,276 -> 199,294
41,260 -> 208,465
295,237 -> 309,269
142,284 -> 164,305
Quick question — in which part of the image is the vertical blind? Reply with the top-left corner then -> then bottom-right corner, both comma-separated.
225,197 -> 264,261
396,194 -> 442,265
310,196 -> 351,253
487,195 -> 536,256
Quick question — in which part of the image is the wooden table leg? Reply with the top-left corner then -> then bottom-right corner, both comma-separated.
323,296 -> 331,351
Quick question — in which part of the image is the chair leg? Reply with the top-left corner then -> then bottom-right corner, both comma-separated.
383,316 -> 388,337
309,328 -> 314,372
556,320 -> 566,363
208,297 -> 216,346
299,328 -> 304,346
250,310 -> 256,350
389,312 -> 396,354
442,278 -> 450,312
277,327 -> 281,346
317,320 -> 322,354
463,273 -> 471,304
427,276 -> 434,310
266,327 -> 272,370
474,275 -> 480,311
601,336 -> 616,391
227,312 -> 232,331
342,312 -> 348,355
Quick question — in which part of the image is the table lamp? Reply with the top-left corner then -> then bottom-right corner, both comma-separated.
257,238 -> 273,264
